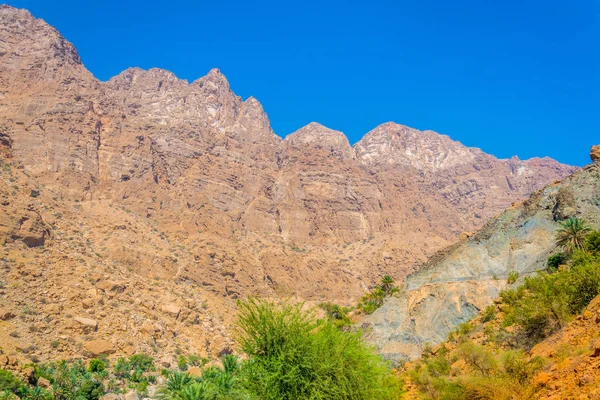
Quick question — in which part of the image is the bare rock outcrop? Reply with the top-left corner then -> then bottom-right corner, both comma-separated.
364,163 -> 600,364
591,145 -> 600,162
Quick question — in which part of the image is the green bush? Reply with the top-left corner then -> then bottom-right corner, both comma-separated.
455,342 -> 497,376
500,251 -> 600,346
507,270 -> 519,284
88,359 -> 106,373
547,253 -> 566,271
128,354 -> 154,373
0,370 -> 25,397
501,350 -> 544,384
33,360 -> 105,399
481,305 -> 496,323
556,216 -> 591,253
320,302 -> 352,328
236,298 -> 402,400
177,355 -> 188,371
586,231 -> 600,255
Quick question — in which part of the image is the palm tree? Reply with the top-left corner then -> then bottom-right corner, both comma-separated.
556,216 -> 591,253
380,275 -> 395,296
156,371 -> 195,400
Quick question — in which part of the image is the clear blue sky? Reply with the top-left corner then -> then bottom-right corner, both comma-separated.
9,0 -> 599,166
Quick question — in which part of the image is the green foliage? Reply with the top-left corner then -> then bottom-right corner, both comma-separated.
236,298 -> 402,400
0,370 -> 25,397
157,356 -> 248,400
33,360 -> 105,400
501,252 -> 600,345
586,230 -> 600,255
178,355 -> 188,371
409,342 -> 544,399
507,270 -> 519,284
113,358 -> 131,379
547,252 -> 566,271
113,354 -> 155,381
128,354 -> 154,373
556,216 -> 591,253
481,305 -> 496,323
186,355 -> 208,368
380,275 -> 395,295
501,350 -> 544,384
456,342 -> 497,376
319,302 -> 352,328
88,359 -> 106,373
357,275 -> 399,315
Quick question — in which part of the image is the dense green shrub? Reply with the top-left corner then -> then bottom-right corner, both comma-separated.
500,251 -> 600,346
88,359 -> 106,373
320,302 -> 352,328
507,270 -> 519,284
236,298 -> 402,400
32,360 -> 105,400
455,342 -> 497,376
481,305 -> 496,323
547,252 -> 566,271
586,231 -> 600,255
0,370 -> 25,397
501,350 -> 544,384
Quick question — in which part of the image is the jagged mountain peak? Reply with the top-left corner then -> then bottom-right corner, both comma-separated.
0,4 -> 82,67
286,122 -> 345,139
282,122 -> 355,160
354,122 -> 486,171
193,67 -> 231,90
106,67 -> 187,90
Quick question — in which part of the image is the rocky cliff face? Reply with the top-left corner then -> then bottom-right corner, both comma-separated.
0,4 -> 579,343
364,163 -> 600,364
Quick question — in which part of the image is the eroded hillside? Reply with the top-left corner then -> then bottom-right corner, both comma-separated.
364,161 -> 600,364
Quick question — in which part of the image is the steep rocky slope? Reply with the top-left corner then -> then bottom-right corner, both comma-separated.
530,295 -> 600,399
364,161 -> 600,364
0,4 -> 579,363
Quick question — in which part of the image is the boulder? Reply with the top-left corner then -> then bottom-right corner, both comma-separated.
0,308 -> 16,320
187,366 -> 202,377
100,395 -> 122,400
123,391 -> 138,400
37,377 -> 51,388
82,298 -> 96,309
121,344 -> 135,355
14,215 -> 47,247
84,339 -> 116,356
140,320 -> 163,338
459,232 -> 472,241
74,316 -> 98,331
161,303 -> 181,318
22,366 -> 35,383
591,145 -> 600,162
96,280 -> 126,293
159,355 -> 172,368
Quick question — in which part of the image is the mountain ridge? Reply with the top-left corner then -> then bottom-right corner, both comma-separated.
0,3 -> 582,365
0,4 -> 574,167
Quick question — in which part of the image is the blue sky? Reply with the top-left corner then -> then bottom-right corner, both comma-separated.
9,0 -> 599,166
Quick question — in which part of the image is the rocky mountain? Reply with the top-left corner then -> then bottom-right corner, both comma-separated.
364,160 -> 600,364
0,5 -> 579,363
